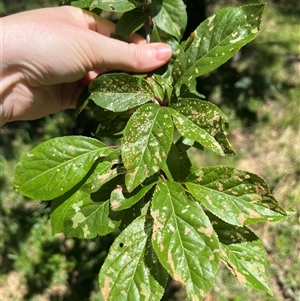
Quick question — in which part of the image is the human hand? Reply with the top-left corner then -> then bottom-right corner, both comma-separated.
0,6 -> 172,126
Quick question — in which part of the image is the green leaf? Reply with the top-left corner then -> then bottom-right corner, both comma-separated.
89,0 -> 143,12
146,74 -> 172,105
51,169 -> 120,238
144,237 -> 169,289
150,0 -> 187,40
89,73 -> 154,112
178,83 -> 206,100
51,194 -> 77,235
68,0 -> 92,8
82,161 -> 114,192
168,107 -> 226,156
116,7 -> 147,39
50,160 -> 113,234
150,24 -> 181,58
73,83 -> 90,120
172,4 -> 265,88
166,142 -> 192,181
99,215 -> 165,301
63,190 -> 119,239
151,180 -> 220,300
221,241 -> 273,294
14,136 -> 113,200
122,104 -> 173,192
93,116 -> 127,138
206,211 -> 259,245
110,181 -> 157,211
186,166 -> 288,227
172,98 -> 235,155
90,103 -> 121,122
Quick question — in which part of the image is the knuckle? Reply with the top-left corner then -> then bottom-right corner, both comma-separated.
128,44 -> 145,71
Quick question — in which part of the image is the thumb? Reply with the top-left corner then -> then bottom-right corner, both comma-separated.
87,33 -> 172,72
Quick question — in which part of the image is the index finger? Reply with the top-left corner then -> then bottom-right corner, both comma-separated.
81,8 -> 146,44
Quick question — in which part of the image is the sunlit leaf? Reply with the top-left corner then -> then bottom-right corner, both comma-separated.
90,0 -> 143,12
110,181 -> 157,211
63,189 -> 119,239
150,0 -> 187,40
186,166 -> 288,226
122,104 -> 173,192
50,160 -> 113,234
172,4 -> 265,88
151,180 -> 220,300
168,107 -> 226,156
221,241 -> 273,294
99,215 -> 164,301
172,98 -> 235,155
89,73 -> 154,112
14,136 -> 113,200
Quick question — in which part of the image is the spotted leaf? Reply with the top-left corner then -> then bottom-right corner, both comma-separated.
110,181 -> 157,211
186,166 -> 288,227
99,215 -> 165,301
85,0 -> 143,12
172,4 -> 265,89
221,241 -> 273,295
206,211 -> 259,245
172,98 -> 235,155
151,180 -> 220,300
168,107 -> 226,156
122,104 -> 173,192
151,0 -> 187,40
62,189 -> 119,239
50,160 -> 113,234
89,73 -> 154,112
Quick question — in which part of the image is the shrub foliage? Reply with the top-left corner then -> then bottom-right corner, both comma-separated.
14,1 -> 291,300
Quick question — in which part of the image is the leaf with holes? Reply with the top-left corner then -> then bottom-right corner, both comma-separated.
221,240 -> 273,294
121,104 -> 173,192
14,136 -> 113,200
168,107 -> 226,156
99,215 -> 165,301
150,0 -> 187,41
186,166 -> 288,227
172,98 -> 235,155
151,180 -> 220,300
89,73 -> 154,112
172,4 -> 265,89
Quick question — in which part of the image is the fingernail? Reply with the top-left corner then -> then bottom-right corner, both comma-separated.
155,45 -> 172,61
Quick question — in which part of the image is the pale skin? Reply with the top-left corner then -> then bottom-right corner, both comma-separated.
0,6 -> 172,126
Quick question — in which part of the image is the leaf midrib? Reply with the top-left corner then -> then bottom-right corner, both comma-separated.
174,8 -> 260,86
21,147 -> 109,188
